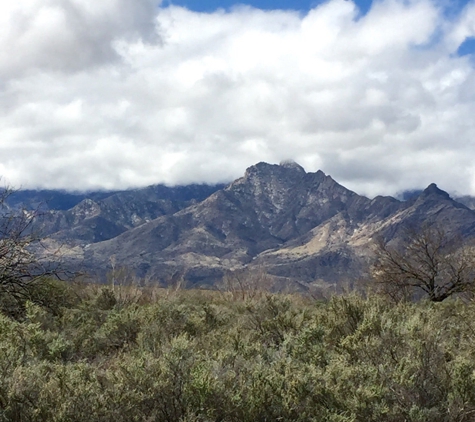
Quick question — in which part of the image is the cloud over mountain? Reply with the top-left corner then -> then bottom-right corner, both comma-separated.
1,0 -> 475,196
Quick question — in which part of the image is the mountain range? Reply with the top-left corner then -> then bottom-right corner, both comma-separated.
10,161 -> 475,290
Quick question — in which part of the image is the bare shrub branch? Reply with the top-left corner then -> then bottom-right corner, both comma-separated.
372,224 -> 475,302
0,186 -> 70,315
219,267 -> 273,301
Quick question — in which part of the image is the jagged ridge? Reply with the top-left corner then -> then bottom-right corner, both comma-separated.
42,161 -> 475,289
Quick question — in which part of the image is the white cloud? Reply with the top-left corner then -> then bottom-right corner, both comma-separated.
0,0 -> 159,75
1,0 -> 475,197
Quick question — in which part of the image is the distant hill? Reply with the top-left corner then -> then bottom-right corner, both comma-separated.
6,184 -> 226,212
5,189 -> 114,211
453,195 -> 475,211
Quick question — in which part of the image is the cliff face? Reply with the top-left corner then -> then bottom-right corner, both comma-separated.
24,161 -> 475,289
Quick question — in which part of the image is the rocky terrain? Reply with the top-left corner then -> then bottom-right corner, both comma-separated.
16,184 -> 225,244
10,161 -> 475,290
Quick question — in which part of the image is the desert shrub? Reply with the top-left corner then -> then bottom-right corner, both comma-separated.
2,284 -> 475,421
94,287 -> 117,310
245,295 -> 309,347
0,277 -> 76,320
2,362 -> 105,422
92,307 -> 141,354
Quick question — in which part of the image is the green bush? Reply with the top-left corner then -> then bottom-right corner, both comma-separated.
1,282 -> 475,421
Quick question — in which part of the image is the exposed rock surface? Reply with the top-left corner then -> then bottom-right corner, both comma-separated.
29,184 -> 225,244
66,162 -> 475,287
14,162 -> 475,289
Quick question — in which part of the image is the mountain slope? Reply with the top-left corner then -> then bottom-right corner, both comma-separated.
30,161 -> 475,289
253,183 -> 475,284
77,162 -> 475,287
33,183 -> 225,244
79,163 -> 361,281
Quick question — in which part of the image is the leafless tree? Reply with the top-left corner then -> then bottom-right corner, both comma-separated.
0,186 -> 66,312
219,267 -> 273,301
372,224 -> 475,302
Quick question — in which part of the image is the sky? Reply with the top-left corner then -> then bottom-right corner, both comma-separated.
1,0 -> 475,198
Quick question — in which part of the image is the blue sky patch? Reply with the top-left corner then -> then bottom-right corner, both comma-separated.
458,37 -> 475,56
164,0 -> 373,14
163,0 -> 472,17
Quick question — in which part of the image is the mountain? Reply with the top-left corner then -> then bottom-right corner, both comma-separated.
453,195 -> 475,211
254,182 -> 475,286
11,161 -> 474,290
34,161 -> 469,290
3,189 -> 113,211
29,183 -> 225,244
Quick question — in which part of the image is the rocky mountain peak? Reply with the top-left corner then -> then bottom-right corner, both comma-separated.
244,161 -> 305,179
420,183 -> 451,200
73,199 -> 101,219
239,162 -> 308,201
28,160 -> 475,289
279,160 -> 306,173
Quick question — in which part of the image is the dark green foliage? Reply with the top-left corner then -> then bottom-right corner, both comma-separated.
1,285 -> 475,421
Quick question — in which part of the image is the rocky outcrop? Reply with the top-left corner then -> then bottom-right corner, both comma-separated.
30,184 -> 224,244
18,161 -> 475,289
67,162 -> 475,288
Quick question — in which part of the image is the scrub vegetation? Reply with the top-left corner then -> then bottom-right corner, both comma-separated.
1,281 -> 475,422
3,186 -> 475,421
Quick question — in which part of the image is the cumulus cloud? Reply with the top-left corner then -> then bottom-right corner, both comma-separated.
0,0 -> 159,75
1,0 -> 475,197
